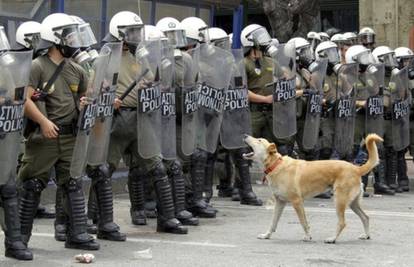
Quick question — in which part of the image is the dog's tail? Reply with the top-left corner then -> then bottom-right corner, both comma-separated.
356,133 -> 383,176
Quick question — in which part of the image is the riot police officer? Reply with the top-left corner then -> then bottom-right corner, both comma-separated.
0,25 -> 33,260
103,11 -> 187,234
394,47 -> 414,192
18,13 -> 100,250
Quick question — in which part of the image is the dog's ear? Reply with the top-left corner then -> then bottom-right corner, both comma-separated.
267,143 -> 277,155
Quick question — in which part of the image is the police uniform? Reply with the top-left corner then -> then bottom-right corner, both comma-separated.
18,54 -> 99,249
107,49 -> 187,233
319,73 -> 337,159
245,56 -> 294,155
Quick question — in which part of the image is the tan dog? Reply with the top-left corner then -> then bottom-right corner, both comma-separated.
243,134 -> 383,243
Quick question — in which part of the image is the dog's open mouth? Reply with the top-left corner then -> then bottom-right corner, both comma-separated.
243,151 -> 255,160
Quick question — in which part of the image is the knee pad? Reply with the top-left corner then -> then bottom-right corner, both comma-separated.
66,178 -> 83,193
169,160 -> 182,177
0,184 -> 18,199
22,178 -> 46,194
191,149 -> 208,162
276,145 -> 290,156
87,164 -> 112,182
151,162 -> 168,179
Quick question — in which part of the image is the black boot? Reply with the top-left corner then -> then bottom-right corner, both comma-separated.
234,149 -> 262,206
63,178 -> 99,250
203,152 -> 217,202
217,152 -> 234,198
19,178 -> 45,245
144,175 -> 157,218
152,164 -> 188,234
1,184 -> 33,260
315,192 -> 332,199
382,148 -> 397,195
128,167 -> 147,225
168,161 -> 199,226
54,185 -> 67,241
374,157 -> 396,195
361,175 -> 370,197
88,165 -> 126,241
189,150 -> 217,218
397,150 -> 410,192
231,178 -> 241,201
86,185 -> 98,234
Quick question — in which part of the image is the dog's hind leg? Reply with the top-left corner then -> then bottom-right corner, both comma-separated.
350,195 -> 370,240
325,191 -> 347,244
291,200 -> 312,242
257,197 -> 286,240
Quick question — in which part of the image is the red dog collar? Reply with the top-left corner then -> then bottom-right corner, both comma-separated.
264,158 -> 283,175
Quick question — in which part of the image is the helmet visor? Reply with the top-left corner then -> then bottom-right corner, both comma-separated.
299,45 -> 314,61
165,29 -> 187,48
24,32 -> 41,50
198,26 -> 210,43
249,27 -> 272,46
0,27 -> 11,51
79,23 -> 97,47
360,34 -> 375,45
399,56 -> 414,68
320,47 -> 340,63
212,37 -> 230,51
380,52 -> 397,68
60,25 -> 83,48
122,25 -> 145,45
354,50 -> 375,65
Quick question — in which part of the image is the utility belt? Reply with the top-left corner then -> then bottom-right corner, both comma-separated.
355,107 -> 366,115
118,107 -> 137,112
250,103 -> 272,112
114,106 -> 137,116
55,123 -> 77,136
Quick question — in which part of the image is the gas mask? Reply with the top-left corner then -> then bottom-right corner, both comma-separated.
71,48 -> 91,64
260,44 -> 278,58
87,48 -> 99,61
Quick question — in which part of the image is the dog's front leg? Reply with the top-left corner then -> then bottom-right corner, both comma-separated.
258,197 -> 286,240
291,200 -> 312,242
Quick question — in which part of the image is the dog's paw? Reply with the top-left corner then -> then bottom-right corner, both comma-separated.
324,237 -> 336,244
302,235 -> 312,242
358,234 -> 371,240
257,233 -> 271,239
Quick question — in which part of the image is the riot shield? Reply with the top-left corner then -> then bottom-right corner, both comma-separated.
220,49 -> 251,149
390,67 -> 410,151
302,58 -> 328,150
0,50 -> 32,184
87,42 -> 122,167
136,40 -> 162,159
160,43 -> 176,160
271,43 -> 297,139
365,63 -> 385,137
70,46 -> 111,178
334,63 -> 358,156
196,43 -> 234,153
180,45 -> 200,156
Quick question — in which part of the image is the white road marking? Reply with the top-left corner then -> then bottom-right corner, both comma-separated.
29,233 -> 237,248
213,204 -> 414,218
115,199 -> 414,218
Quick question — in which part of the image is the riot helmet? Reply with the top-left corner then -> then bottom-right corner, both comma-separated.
39,13 -> 84,58
156,17 -> 187,49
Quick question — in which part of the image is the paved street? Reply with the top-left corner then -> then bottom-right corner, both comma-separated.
1,182 -> 414,267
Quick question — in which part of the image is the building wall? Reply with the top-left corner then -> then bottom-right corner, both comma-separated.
0,0 -> 212,44
360,0 -> 414,48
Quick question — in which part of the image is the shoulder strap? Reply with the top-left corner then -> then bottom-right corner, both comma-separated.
40,59 -> 66,92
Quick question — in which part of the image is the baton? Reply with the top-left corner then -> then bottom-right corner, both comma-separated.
119,68 -> 149,101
